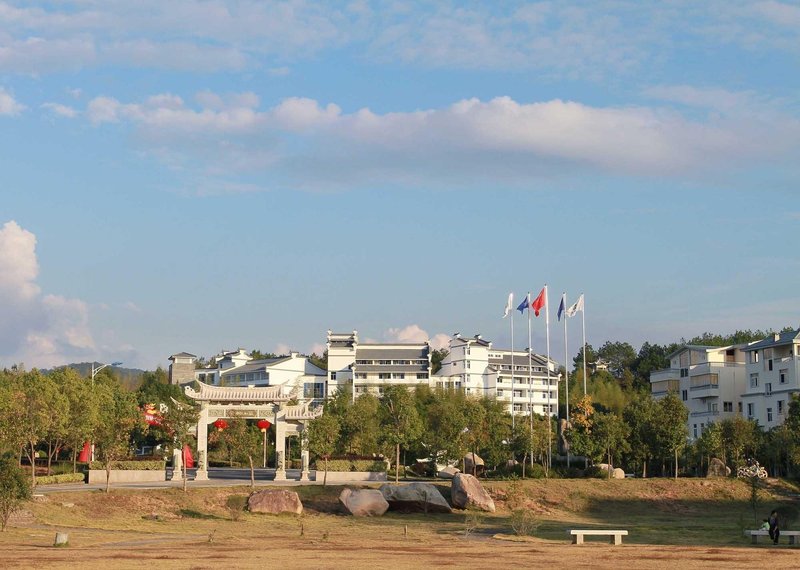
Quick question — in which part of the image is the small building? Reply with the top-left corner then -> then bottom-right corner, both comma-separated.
168,352 -> 197,385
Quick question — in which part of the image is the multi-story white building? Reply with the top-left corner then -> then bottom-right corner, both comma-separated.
326,330 -> 432,397
171,349 -> 327,403
741,330 -> 800,429
435,334 -> 559,417
650,344 -> 748,439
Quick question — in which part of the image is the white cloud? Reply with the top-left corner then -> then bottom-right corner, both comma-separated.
384,324 -> 450,349
0,87 -> 25,115
0,220 -> 98,368
274,343 -> 291,356
81,91 -> 800,189
123,301 -> 142,313
41,102 -> 78,118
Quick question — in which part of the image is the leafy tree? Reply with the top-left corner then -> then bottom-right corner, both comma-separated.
379,385 -> 423,483
18,371 -> 62,487
623,392 -> 657,477
596,341 -> 637,379
430,349 -> 449,374
159,398 -> 200,492
51,367 -> 99,473
529,414 -> 552,473
720,416 -> 760,470
341,394 -> 381,456
419,389 -> 467,467
593,412 -> 630,477
654,392 -> 688,478
695,421 -> 724,475
566,395 -> 595,464
219,420 -> 262,488
0,454 -> 30,531
783,394 -> 800,472
511,421 -> 533,478
632,342 -> 672,390
93,382 -> 145,493
479,397 -> 512,471
309,350 -> 328,371
249,350 -> 280,360
462,398 -> 487,475
572,345 -> 597,375
306,412 -> 340,486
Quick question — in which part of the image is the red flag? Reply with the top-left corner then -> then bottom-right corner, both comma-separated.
532,287 -> 546,317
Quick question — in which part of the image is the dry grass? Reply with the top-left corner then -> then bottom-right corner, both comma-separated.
2,478 -> 799,569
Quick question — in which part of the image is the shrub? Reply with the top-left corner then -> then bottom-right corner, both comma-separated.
0,455 -> 31,531
89,461 -> 165,470
35,474 -> 85,485
226,495 -> 248,521
510,509 -> 539,536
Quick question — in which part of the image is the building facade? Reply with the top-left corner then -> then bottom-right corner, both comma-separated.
326,330 -> 432,397
741,330 -> 800,429
435,334 -> 559,417
170,349 -> 327,404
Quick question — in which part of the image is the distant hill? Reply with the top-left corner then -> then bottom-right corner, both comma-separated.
51,362 -> 147,391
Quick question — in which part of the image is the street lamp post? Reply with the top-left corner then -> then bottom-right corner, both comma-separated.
89,361 -> 122,461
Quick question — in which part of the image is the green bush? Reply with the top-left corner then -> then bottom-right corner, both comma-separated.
313,459 -> 387,472
0,455 -> 31,531
89,460 -> 165,471
35,473 -> 86,485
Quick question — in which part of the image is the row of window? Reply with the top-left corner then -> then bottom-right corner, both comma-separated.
352,372 -> 429,380
497,389 -> 557,399
220,371 -> 268,384
354,359 -> 428,365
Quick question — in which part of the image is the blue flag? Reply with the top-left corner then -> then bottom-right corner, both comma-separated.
516,294 -> 529,314
557,295 -> 566,322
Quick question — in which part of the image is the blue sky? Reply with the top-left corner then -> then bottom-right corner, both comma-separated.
1,1 -> 799,370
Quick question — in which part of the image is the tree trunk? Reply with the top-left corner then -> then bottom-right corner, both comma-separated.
642,457 -> 647,479
607,447 -> 612,480
72,448 -> 77,474
182,449 -> 188,493
105,463 -> 111,493
29,441 -> 37,488
395,443 -> 400,484
47,442 -> 53,476
249,455 -> 255,489
522,452 -> 527,479
674,448 -> 678,480
323,456 -> 328,486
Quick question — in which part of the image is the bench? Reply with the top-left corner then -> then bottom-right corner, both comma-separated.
569,529 -> 628,545
744,530 -> 800,545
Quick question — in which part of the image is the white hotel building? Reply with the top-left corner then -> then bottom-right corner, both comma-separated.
650,344 -> 748,439
650,329 -> 800,438
741,330 -> 800,429
435,334 -> 559,417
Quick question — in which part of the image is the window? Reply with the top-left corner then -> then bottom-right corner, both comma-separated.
693,424 -> 698,438
378,373 -> 391,380
765,382 -> 772,396
681,389 -> 688,401
750,374 -> 759,389
330,372 -> 337,380
724,401 -> 733,412
392,373 -> 405,380
767,408 -> 773,422
747,403 -> 754,419
355,373 -> 366,379
738,402 -> 743,413
680,368 -> 689,378
778,400 -> 784,414
752,350 -> 760,363
417,373 -> 429,379
780,369 -> 787,384
497,389 -> 504,396
768,359 -> 774,371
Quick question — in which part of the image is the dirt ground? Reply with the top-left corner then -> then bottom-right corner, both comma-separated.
2,479 -> 797,569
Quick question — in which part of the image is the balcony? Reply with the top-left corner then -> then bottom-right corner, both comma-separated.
690,410 -> 720,418
651,379 -> 679,396
651,368 -> 680,383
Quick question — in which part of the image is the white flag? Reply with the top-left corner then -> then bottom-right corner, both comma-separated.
503,292 -> 514,318
566,294 -> 584,318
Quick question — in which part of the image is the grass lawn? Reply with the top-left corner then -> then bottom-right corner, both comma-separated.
2,477 -> 799,568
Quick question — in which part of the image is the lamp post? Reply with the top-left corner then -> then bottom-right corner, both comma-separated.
89,361 -> 122,461
258,420 -> 272,468
91,361 -> 123,385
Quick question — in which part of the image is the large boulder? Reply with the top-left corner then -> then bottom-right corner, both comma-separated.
707,458 -> 731,478
451,473 -> 495,513
463,453 -> 485,476
339,488 -> 389,517
380,483 -> 452,514
248,489 -> 303,515
612,468 -> 625,479
437,466 -> 461,479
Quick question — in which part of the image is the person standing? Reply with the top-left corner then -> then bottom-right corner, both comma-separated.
768,510 -> 780,545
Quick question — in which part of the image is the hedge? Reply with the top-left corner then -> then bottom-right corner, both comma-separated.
313,459 -> 387,472
36,473 -> 86,485
89,461 -> 165,471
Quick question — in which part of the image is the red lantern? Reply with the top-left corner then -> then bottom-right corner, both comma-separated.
213,419 -> 228,432
257,419 -> 271,433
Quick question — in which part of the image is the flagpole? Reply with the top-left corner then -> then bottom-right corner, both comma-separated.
562,293 -> 570,468
582,294 -> 587,397
510,300 -> 515,430
526,292 -> 533,470
545,285 -> 552,470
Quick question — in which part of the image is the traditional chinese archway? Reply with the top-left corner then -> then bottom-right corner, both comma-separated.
184,382 -> 323,481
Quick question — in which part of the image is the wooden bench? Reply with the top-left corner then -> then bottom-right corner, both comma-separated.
744,530 -> 800,545
569,529 -> 628,545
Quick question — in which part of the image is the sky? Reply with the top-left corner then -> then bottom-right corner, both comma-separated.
1,1 -> 799,371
